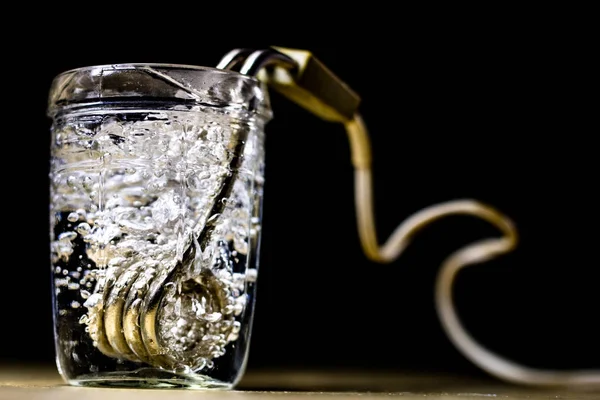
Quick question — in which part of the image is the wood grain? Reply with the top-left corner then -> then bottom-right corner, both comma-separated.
1,365 -> 599,399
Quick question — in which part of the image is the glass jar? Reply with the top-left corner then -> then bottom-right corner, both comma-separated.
47,64 -> 270,389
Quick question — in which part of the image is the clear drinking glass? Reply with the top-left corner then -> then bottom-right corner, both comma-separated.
47,64 -> 270,389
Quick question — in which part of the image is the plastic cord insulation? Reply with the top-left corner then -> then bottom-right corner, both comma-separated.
344,114 -> 600,388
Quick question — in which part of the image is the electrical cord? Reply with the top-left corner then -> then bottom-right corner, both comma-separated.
345,114 -> 600,388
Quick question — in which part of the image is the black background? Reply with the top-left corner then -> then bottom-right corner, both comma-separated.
1,10 -> 597,381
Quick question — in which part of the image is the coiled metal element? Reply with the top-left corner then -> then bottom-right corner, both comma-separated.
84,49 -> 297,371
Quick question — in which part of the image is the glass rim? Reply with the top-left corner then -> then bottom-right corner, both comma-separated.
48,63 -> 270,119
53,62 -> 258,82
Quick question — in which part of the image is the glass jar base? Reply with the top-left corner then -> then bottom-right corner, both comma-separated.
68,368 -> 233,390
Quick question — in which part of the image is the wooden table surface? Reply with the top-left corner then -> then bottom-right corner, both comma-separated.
1,364 -> 599,399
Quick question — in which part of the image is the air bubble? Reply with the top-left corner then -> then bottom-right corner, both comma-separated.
59,231 -> 77,241
173,365 -> 192,375
82,176 -> 94,189
71,301 -> 81,309
80,290 -> 91,299
68,282 -> 80,290
67,212 -> 79,222
76,222 -> 91,235
245,269 -> 258,282
204,312 -> 222,323
55,278 -> 68,287
227,332 -> 239,342
84,293 -> 102,308
234,296 -> 246,316
224,305 -> 235,315
67,176 -> 79,188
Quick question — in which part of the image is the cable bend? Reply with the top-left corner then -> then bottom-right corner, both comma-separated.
345,114 -> 600,388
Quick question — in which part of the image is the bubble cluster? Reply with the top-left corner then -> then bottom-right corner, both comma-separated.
50,110 -> 264,375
